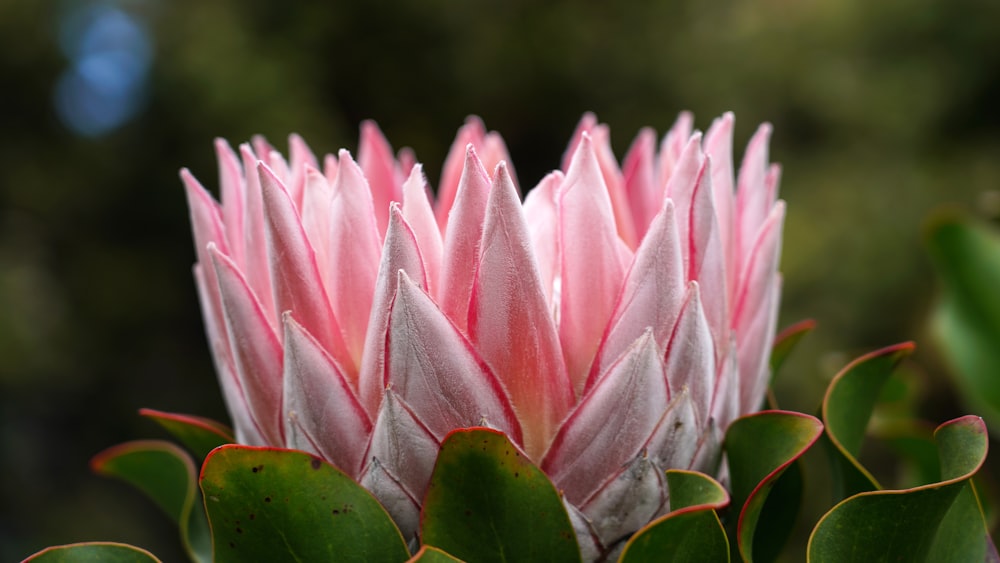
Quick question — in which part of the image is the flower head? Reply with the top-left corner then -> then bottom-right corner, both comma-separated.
182,112 -> 783,554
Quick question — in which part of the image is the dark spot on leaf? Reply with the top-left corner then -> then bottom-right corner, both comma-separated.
465,509 -> 472,516
229,542 -> 236,549
332,509 -> 340,515
249,513 -> 255,520
515,472 -> 520,478
311,457 -> 322,470
264,496 -> 271,503
251,464 -> 263,473
236,527 -> 242,534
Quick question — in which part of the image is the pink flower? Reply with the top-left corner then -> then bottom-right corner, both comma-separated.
182,112 -> 783,555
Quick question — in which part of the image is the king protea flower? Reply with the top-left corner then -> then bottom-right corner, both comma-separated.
182,112 -> 783,556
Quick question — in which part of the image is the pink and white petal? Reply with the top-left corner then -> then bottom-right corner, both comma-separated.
657,112 -> 695,192
209,244 -> 284,445
560,112 -> 598,172
732,202 -> 785,335
285,133 -> 318,210
238,145 -> 276,319
522,171 -> 562,310
469,164 -> 571,458
643,388 -> 700,473
704,113 -> 737,300
735,122 -> 774,261
591,123 -> 638,248
542,331 -> 667,505
580,452 -> 667,547
621,127 -> 659,238
685,155 -> 729,350
283,313 -> 372,477
397,146 -> 417,178
436,116 -> 487,228
590,200 -> 684,390
181,168 -> 231,340
358,120 -> 403,237
662,134 -> 704,275
711,341 -> 742,431
664,283 -> 716,424
401,164 -> 443,296
300,167 -> 333,279
738,275 -> 782,414
480,130 -> 517,194
364,390 -> 440,503
327,151 -> 383,367
689,419 -> 723,476
437,145 -> 491,332
358,456 -> 422,543
251,135 -> 275,165
388,271 -> 522,443
358,205 -> 428,416
213,139 -> 245,264
558,134 -> 632,394
323,153 -> 339,184
563,500 -> 604,562
194,264 -> 264,446
259,164 -> 351,371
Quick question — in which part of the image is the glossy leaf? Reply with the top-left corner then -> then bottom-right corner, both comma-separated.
199,445 -> 409,563
406,546 -> 465,563
821,342 -> 914,500
420,428 -> 580,563
23,542 -> 162,563
926,215 -> 1000,432
725,411 -> 823,562
618,470 -> 730,563
770,318 -> 815,376
91,440 -> 210,563
808,416 -> 990,563
140,408 -> 234,463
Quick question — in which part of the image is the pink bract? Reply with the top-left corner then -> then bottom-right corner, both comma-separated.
182,112 -> 784,555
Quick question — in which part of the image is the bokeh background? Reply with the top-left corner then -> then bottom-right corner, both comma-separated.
3,0 -> 999,560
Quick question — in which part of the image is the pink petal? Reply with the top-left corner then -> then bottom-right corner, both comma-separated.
401,164 -> 443,296
286,133 -> 318,210
282,313 -> 372,477
643,387 -> 699,473
259,164 -> 352,372
299,167 -> 333,282
480,130 -> 517,194
397,146 -> 417,178
621,127 -> 659,238
664,283 -> 717,423
238,144 -> 276,320
657,111 -> 695,192
358,456 -> 421,543
388,271 -> 522,443
704,112 -> 737,301
542,331 -> 667,506
589,200 -> 684,391
580,452 -> 666,546
437,145 -> 491,333
323,153 -> 339,184
469,163 -> 571,457
436,116 -> 487,228
689,419 -> 723,475
736,122 -> 774,262
213,139 -> 245,266
181,168 -> 231,343
687,154 -> 729,349
358,120 -> 403,237
738,274 -> 782,414
326,151 -> 383,368
194,264 -> 263,446
358,204 -> 428,416
711,342 -> 742,431
522,171 -> 562,309
558,134 -> 632,394
363,390 -> 440,504
209,244 -> 283,445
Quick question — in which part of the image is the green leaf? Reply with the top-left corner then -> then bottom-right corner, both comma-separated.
725,411 -> 823,562
420,428 -> 580,563
618,470 -> 730,563
927,215 -> 1000,433
808,416 -> 991,563
23,542 -> 162,562
406,546 -> 465,562
91,440 -> 211,563
140,408 -> 234,463
199,445 -> 409,563
770,318 -> 816,376
821,342 -> 914,500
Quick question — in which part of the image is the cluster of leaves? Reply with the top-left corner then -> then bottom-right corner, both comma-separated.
24,325 -> 994,562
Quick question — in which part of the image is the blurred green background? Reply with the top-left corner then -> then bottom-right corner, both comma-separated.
2,0 -> 999,560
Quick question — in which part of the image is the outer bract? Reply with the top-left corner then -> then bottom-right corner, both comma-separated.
182,112 -> 784,558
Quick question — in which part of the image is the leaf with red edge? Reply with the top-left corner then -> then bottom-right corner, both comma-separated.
406,545 -> 465,562
618,470 -> 730,562
23,542 -> 162,562
199,445 -> 408,563
420,428 -> 580,563
809,416 -> 991,563
725,411 -> 823,563
821,342 -> 915,501
91,440 -> 210,563
140,408 -> 233,463
769,319 -> 815,376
